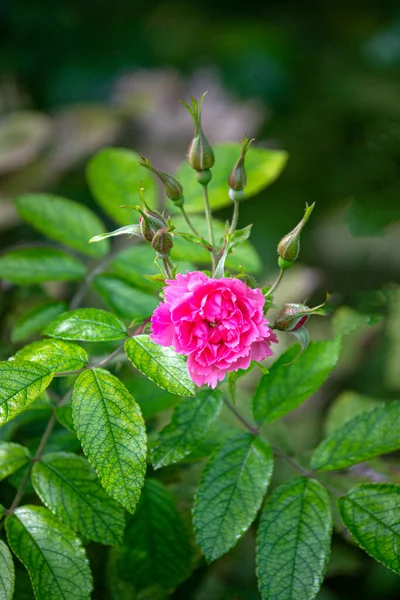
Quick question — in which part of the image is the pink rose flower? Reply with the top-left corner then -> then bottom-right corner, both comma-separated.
150,271 -> 278,388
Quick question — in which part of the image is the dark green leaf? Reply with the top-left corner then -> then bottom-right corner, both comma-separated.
32,452 -> 125,545
125,335 -> 196,397
0,442 -> 30,480
93,274 -> 158,321
0,248 -> 86,284
312,401 -> 400,472
116,478 -> 191,589
72,368 -> 146,512
108,244 -> 160,292
15,193 -> 109,258
11,300 -> 68,343
0,361 -> 53,426
86,148 -> 156,225
152,389 -> 223,469
0,540 -> 14,600
14,339 -> 88,373
194,433 -> 274,561
325,391 -> 382,436
253,337 -> 341,425
43,308 -> 127,341
55,403 -> 75,433
345,194 -> 400,237
339,483 -> 400,574
6,505 -> 93,599
257,477 -> 332,600
175,143 -> 288,213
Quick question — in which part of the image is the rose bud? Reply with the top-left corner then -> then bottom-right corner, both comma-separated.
228,135 -> 254,202
151,227 -> 174,258
277,202 -> 315,267
181,93 -> 215,179
274,298 -> 328,332
139,158 -> 185,208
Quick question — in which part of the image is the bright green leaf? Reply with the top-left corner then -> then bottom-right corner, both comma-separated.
125,335 -> 196,397
311,401 -> 400,472
89,224 -> 141,243
32,452 -> 125,545
0,361 -> 53,426
11,300 -> 68,343
152,389 -> 223,469
43,308 -> 127,341
170,214 -> 262,274
86,147 -> 156,225
15,194 -> 109,258
194,432 -> 274,562
93,274 -> 158,320
0,442 -> 30,481
253,337 -> 341,425
14,339 -> 88,373
72,368 -> 146,513
175,142 -> 288,213
339,483 -> 400,574
115,478 -> 191,589
0,248 -> 86,284
0,540 -> 14,600
6,505 -> 93,600
257,477 -> 332,600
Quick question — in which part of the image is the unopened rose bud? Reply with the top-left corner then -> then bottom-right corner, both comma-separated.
139,216 -> 154,242
274,303 -> 310,332
151,227 -> 173,257
228,135 -> 253,198
139,158 -> 185,206
277,202 -> 315,263
181,93 -> 215,174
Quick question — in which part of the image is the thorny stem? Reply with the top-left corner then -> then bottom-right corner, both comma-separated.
202,184 -> 217,273
229,200 -> 240,235
265,269 -> 284,298
223,396 -> 342,497
180,206 -> 200,237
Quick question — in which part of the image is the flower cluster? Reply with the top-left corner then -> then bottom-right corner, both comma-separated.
150,271 -> 278,388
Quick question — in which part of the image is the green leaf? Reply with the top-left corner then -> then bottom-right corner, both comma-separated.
256,477 -> 332,600
31,452 -> 125,545
125,336 -> 196,397
43,308 -> 127,341
86,147 -> 157,225
11,300 -> 68,343
6,505 -> 93,600
55,402 -> 75,433
0,442 -> 30,480
338,483 -> 400,574
253,337 -> 341,425
115,478 -> 191,589
15,193 -> 109,258
14,339 -> 88,373
0,248 -> 86,284
151,389 -> 223,469
170,214 -> 262,274
0,361 -> 53,426
311,401 -> 400,472
108,244 -> 160,292
332,306 -> 368,336
194,433 -> 274,562
0,540 -> 14,600
72,368 -> 146,513
175,142 -> 288,213
93,274 -> 158,321
345,194 -> 400,237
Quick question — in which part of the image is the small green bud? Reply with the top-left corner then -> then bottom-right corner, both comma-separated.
228,135 -> 253,192
277,202 -> 315,262
181,93 -> 215,172
151,227 -> 173,257
196,169 -> 212,186
274,303 -> 310,332
139,157 -> 184,203
139,216 -> 154,242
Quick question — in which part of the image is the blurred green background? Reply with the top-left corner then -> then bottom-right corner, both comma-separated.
1,1 -> 400,598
